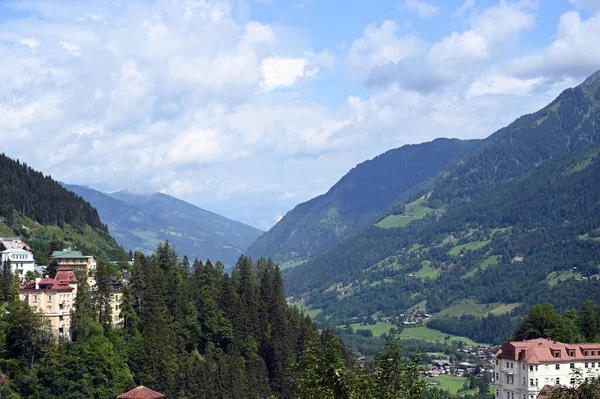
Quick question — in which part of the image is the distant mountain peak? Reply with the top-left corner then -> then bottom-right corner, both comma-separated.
582,68 -> 600,86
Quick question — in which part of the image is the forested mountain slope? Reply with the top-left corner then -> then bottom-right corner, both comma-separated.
247,138 -> 479,263
284,70 -> 600,344
0,155 -> 125,262
67,186 -> 263,266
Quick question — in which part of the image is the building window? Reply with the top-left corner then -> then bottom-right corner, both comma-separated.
592,362 -> 596,368
570,351 -> 575,357
556,378 -> 560,385
556,364 -> 560,370
523,377 -> 526,386
535,379 -> 538,387
585,363 -> 588,368
523,364 -> 526,370
545,365 -> 549,371
570,363 -> 575,369
496,373 -> 499,380
496,360 -> 498,365
585,351 -> 589,356
496,390 -> 499,397
507,393 -> 510,399
48,295 -> 52,302
545,378 -> 549,384
570,378 -> 575,386
555,352 -> 561,358
530,379 -> 534,387
529,365 -> 534,371
592,351 -> 596,356
535,365 -> 538,371
33,295 -> 37,302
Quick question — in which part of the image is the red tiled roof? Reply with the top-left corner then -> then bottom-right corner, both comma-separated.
536,385 -> 559,399
20,278 -> 73,291
496,338 -> 600,364
117,386 -> 165,399
55,270 -> 77,283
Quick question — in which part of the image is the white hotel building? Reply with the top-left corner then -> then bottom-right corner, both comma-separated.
494,338 -> 600,399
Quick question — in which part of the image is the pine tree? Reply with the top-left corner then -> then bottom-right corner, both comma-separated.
93,258 -> 113,329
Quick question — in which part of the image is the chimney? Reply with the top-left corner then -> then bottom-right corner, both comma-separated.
35,277 -> 41,290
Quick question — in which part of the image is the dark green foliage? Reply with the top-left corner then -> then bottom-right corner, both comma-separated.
0,242 -> 438,398
511,302 -> 600,344
0,154 -> 107,230
247,138 -> 480,263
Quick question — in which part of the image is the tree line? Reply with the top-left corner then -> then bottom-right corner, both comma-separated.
0,242 -> 434,398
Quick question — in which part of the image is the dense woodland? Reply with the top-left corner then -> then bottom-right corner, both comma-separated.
0,154 -> 106,230
0,243 -> 436,399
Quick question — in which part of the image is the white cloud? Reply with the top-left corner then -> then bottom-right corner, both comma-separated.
455,0 -> 476,17
402,0 -> 440,18
568,0 -> 600,10
60,41 -> 81,56
504,10 -> 600,81
260,57 -> 317,91
0,0 -> 592,230
346,20 -> 427,79
20,37 -> 40,53
470,0 -> 537,45
468,73 -> 543,96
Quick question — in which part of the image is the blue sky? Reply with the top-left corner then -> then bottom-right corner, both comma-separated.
0,0 -> 599,230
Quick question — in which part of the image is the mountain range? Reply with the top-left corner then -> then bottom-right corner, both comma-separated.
252,68 -> 600,344
64,185 -> 263,266
246,138 -> 480,263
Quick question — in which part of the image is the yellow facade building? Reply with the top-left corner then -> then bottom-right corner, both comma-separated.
50,249 -> 96,274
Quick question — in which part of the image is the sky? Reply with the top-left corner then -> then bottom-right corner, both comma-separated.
1,0 -> 600,230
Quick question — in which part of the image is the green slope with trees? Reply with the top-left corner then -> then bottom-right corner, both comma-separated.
247,138 -> 479,263
0,154 -> 126,262
283,70 -> 600,346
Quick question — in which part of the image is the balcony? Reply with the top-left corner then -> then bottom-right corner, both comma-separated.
502,368 -> 514,374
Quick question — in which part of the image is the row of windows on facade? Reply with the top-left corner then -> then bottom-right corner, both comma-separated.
501,369 -> 599,387
500,357 -> 599,371
499,390 -> 544,399
10,254 -> 30,260
32,305 -> 71,313
26,294 -> 72,303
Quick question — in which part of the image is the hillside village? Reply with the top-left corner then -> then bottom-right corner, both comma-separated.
1,236 -> 126,340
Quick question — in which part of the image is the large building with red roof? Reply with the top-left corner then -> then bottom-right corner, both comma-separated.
19,269 -> 78,339
494,338 -> 600,399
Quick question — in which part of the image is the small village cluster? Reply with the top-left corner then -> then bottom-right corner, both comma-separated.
0,236 -> 124,340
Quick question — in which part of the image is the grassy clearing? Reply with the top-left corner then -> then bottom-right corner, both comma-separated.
414,262 -> 441,279
376,196 -> 432,229
428,375 -> 469,394
399,326 -> 484,346
279,258 -> 308,271
433,299 -> 491,318
448,240 -> 491,256
462,255 -> 499,279
546,270 -> 583,287
292,299 -> 323,319
578,233 -> 600,242
349,322 -> 396,338
433,299 -> 519,319
408,300 -> 427,314
490,303 -> 520,315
